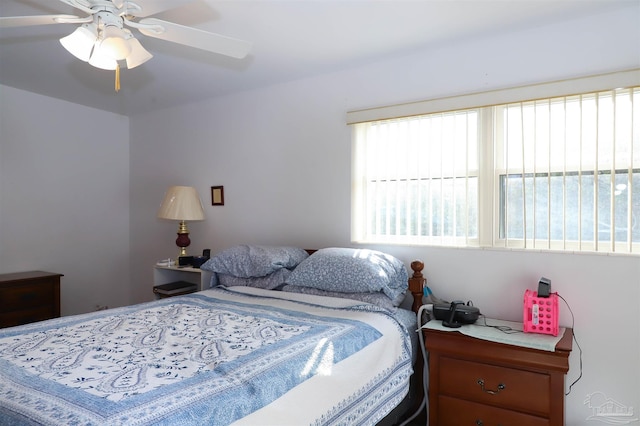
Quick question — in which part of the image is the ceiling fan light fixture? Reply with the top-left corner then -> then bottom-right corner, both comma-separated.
6,2 -> 253,88
125,36 -> 153,69
59,23 -> 97,62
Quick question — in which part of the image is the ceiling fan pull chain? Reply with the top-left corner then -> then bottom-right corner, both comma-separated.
115,63 -> 120,92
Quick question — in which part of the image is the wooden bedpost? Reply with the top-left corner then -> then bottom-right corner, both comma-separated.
408,260 -> 425,313
407,260 -> 426,420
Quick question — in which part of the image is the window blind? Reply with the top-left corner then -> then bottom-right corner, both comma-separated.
350,71 -> 640,254
496,88 -> 639,252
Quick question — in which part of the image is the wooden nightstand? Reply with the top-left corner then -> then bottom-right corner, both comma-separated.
0,271 -> 63,328
425,326 -> 573,426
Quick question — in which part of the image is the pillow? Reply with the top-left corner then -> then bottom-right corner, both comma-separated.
217,268 -> 291,290
285,247 -> 408,301
201,245 -> 309,278
280,284 -> 400,312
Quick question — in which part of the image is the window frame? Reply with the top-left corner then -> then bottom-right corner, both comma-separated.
348,69 -> 640,254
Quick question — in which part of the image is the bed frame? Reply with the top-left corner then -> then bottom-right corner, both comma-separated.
408,260 -> 426,313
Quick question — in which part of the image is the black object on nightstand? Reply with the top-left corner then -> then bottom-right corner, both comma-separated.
153,281 -> 198,298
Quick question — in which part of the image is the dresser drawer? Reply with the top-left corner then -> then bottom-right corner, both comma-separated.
437,395 -> 550,426
0,282 -> 56,311
0,306 -> 56,328
440,356 -> 550,415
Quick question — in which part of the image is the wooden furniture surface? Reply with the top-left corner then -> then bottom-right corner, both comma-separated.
0,271 -> 62,328
425,326 -> 573,426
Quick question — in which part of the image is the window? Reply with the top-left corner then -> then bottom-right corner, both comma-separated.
495,92 -> 639,252
350,79 -> 639,254
352,110 -> 480,247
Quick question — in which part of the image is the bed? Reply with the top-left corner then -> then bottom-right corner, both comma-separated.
0,247 -> 425,425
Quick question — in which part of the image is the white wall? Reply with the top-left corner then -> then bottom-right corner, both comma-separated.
0,85 -> 131,315
130,5 -> 639,425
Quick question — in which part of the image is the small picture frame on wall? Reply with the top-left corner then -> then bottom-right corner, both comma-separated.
211,186 -> 224,206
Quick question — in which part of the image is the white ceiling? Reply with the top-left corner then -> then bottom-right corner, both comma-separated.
0,0 -> 634,116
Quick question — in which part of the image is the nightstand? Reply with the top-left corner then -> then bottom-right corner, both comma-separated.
425,326 -> 573,426
0,271 -> 63,328
153,265 -> 213,295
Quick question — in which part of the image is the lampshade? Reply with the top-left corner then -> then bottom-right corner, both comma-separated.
88,44 -> 118,70
124,34 -> 153,69
98,25 -> 132,60
60,23 -> 98,62
157,186 -> 205,221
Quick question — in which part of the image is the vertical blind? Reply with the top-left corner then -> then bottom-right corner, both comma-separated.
352,110 -> 480,246
351,85 -> 639,254
496,87 -> 639,253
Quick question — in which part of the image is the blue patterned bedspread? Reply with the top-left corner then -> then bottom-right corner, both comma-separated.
0,287 -> 412,425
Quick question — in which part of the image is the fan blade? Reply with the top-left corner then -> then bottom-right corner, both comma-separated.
121,0 -> 195,18
0,15 -> 80,28
137,18 -> 251,59
57,0 -> 94,15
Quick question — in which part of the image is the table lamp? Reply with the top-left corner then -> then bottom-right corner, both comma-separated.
157,185 -> 205,258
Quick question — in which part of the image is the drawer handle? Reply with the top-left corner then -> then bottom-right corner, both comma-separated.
475,421 -> 483,426
477,379 -> 505,394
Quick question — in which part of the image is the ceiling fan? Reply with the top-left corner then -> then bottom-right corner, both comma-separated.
0,0 -> 252,90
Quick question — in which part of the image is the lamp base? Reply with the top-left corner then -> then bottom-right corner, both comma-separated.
175,220 -> 191,258
176,232 -> 190,258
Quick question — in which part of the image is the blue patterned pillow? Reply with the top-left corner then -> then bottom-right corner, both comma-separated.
201,245 -> 309,278
285,248 -> 408,301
